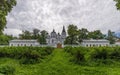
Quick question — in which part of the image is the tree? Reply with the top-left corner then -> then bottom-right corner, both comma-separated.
78,28 -> 89,43
32,28 -> 40,39
107,30 -> 115,44
19,30 -> 32,39
0,0 -> 16,35
0,34 -> 13,45
88,30 -> 104,39
65,24 -> 78,45
114,0 -> 120,10
38,30 -> 48,44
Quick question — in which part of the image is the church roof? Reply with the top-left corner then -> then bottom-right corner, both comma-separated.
51,29 -> 56,34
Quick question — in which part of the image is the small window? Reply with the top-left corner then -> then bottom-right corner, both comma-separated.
52,39 -> 54,43
86,44 -> 88,47
90,44 -> 91,47
11,44 -> 13,46
106,44 -> 108,46
31,44 -> 32,46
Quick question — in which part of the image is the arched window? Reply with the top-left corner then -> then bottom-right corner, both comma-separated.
86,44 -> 88,47
93,44 -> 95,47
52,39 -> 54,43
90,44 -> 91,47
11,44 -> 13,46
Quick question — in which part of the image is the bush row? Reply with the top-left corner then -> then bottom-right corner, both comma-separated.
64,46 -> 120,64
0,47 -> 54,64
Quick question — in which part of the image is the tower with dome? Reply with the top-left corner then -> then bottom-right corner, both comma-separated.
46,26 -> 67,46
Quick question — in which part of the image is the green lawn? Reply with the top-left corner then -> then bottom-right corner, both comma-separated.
0,48 -> 120,75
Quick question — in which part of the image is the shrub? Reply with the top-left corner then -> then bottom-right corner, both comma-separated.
109,47 -> 120,60
0,47 -> 54,64
64,47 -> 86,64
0,65 -> 15,75
90,47 -> 108,60
73,49 -> 85,64
64,46 -> 73,53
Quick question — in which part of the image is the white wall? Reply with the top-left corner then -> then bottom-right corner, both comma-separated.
82,42 -> 109,47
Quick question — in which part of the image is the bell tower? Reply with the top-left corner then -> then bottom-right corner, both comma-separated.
61,26 -> 66,39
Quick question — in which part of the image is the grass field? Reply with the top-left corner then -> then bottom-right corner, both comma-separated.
0,48 -> 120,75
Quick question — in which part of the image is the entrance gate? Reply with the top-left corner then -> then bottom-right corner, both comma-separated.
57,43 -> 62,48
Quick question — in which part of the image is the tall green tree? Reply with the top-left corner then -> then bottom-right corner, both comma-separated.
107,30 -> 115,44
0,0 -> 16,34
0,34 -> 13,45
78,28 -> 89,43
19,30 -> 32,39
88,30 -> 104,39
38,30 -> 48,44
32,28 -> 40,39
64,24 -> 78,45
114,0 -> 120,10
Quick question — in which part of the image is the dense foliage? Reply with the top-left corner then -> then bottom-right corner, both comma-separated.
0,47 -> 54,64
0,48 -> 120,75
64,46 -> 120,64
0,35 -> 13,45
19,29 -> 48,44
64,25 -> 116,45
0,0 -> 16,34
114,0 -> 120,10
0,65 -> 15,75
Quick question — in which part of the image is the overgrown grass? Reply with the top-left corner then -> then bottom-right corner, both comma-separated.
64,46 -> 120,65
0,47 -> 120,75
0,47 -> 54,64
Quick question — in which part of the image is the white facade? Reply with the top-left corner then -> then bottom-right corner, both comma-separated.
82,39 -> 110,47
115,42 -> 120,46
9,40 -> 40,47
115,40 -> 120,46
46,26 -> 66,46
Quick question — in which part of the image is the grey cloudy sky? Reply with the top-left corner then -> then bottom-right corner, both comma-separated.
4,0 -> 120,36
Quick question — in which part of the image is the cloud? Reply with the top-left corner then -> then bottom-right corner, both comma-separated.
4,28 -> 22,37
4,0 -> 120,36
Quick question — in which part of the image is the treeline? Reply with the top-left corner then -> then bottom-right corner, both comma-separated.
64,24 -> 116,45
19,24 -> 117,45
19,29 -> 48,44
0,24 -> 117,45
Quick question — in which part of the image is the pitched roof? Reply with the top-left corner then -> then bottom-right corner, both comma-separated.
116,39 -> 120,42
9,39 -> 38,42
83,39 -> 109,42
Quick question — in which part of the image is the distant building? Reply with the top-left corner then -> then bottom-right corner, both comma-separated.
81,39 -> 110,47
46,26 -> 67,47
9,40 -> 40,46
115,39 -> 120,46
